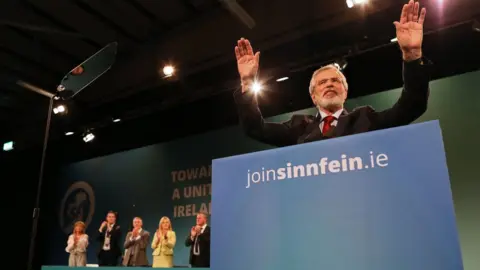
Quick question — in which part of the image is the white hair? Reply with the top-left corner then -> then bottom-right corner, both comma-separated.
308,64 -> 348,95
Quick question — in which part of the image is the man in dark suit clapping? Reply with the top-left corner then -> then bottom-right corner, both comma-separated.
97,211 -> 122,266
185,212 -> 211,268
234,0 -> 430,147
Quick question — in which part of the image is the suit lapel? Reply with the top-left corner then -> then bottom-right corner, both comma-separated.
302,117 -> 322,143
133,231 -> 143,263
133,231 -> 142,252
332,109 -> 349,138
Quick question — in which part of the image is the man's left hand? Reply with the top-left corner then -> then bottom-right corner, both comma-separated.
394,0 -> 427,61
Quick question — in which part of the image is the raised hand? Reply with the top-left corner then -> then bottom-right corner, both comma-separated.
393,0 -> 426,61
100,221 -> 107,231
235,38 -> 260,82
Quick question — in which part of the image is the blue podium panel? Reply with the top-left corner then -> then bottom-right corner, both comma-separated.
212,121 -> 462,270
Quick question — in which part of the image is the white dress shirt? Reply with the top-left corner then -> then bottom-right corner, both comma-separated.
193,224 -> 207,256
129,228 -> 143,256
102,223 -> 115,251
130,228 -> 143,241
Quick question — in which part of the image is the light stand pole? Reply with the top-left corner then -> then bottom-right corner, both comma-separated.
16,41 -> 118,270
17,80 -> 56,270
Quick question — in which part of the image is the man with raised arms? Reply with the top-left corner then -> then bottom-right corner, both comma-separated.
234,0 -> 430,147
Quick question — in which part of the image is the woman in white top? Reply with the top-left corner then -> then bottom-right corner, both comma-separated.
65,221 -> 89,266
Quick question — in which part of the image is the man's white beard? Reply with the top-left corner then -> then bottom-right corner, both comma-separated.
316,96 -> 344,112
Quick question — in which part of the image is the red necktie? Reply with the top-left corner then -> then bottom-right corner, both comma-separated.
322,115 -> 336,135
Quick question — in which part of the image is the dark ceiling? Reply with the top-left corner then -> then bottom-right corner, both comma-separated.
0,0 -> 479,161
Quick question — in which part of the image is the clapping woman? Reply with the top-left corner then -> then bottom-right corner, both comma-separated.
151,217 -> 176,267
65,221 -> 89,266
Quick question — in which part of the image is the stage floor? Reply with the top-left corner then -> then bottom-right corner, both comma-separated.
42,266 -> 208,270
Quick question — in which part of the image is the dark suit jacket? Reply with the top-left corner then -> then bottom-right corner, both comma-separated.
185,226 -> 211,267
234,58 -> 431,147
96,224 -> 122,256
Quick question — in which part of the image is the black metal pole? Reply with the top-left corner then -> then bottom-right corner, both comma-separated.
27,96 -> 54,270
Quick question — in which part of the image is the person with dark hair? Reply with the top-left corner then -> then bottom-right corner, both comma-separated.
97,211 -> 122,266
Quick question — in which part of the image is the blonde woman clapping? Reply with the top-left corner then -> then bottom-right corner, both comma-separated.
65,221 -> 89,266
151,216 -> 176,268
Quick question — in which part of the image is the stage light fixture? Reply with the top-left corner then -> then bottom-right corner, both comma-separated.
113,118 -> 121,123
53,104 -> 66,114
65,132 -> 74,136
163,65 -> 175,77
2,141 -> 14,151
16,41 -> 118,270
334,59 -> 348,71
252,81 -> 263,93
276,77 -> 289,82
83,132 -> 95,143
347,0 -> 368,8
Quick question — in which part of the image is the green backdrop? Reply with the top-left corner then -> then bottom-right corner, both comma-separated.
40,69 -> 480,269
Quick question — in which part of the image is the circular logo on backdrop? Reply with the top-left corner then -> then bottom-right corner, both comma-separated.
59,181 -> 95,235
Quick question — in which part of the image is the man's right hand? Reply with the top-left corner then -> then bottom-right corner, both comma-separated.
99,221 -> 107,231
132,228 -> 139,237
235,38 -> 260,88
190,226 -> 197,237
